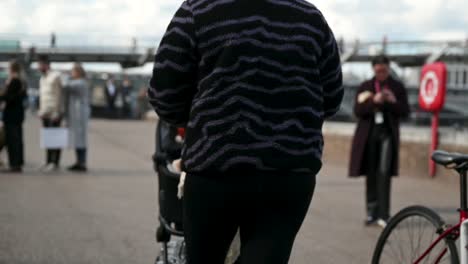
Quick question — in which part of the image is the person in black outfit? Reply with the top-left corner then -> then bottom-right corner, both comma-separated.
349,55 -> 410,228
0,60 -> 27,173
149,1 -> 344,263
120,76 -> 133,119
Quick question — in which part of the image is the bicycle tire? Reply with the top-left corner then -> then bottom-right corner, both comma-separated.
372,205 -> 459,264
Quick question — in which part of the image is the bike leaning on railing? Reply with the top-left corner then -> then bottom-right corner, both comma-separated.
372,150 -> 468,264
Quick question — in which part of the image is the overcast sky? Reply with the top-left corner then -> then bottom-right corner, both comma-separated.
1,0 -> 466,74
1,0 -> 467,42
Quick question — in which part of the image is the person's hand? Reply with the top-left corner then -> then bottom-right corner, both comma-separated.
383,90 -> 397,104
50,112 -> 61,123
373,92 -> 385,104
358,91 -> 374,104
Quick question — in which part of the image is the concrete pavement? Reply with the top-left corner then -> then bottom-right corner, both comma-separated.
0,118 -> 460,264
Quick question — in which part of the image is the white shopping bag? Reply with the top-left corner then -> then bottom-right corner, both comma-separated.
40,128 -> 69,149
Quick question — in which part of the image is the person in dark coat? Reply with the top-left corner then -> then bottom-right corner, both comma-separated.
0,60 -> 27,173
349,55 -> 410,227
120,76 -> 133,119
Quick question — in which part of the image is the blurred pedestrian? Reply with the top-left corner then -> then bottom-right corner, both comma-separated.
148,1 -> 343,263
349,55 -> 410,228
105,76 -> 117,118
51,32 -> 56,48
38,55 -> 63,172
64,63 -> 89,172
137,85 -> 148,119
0,60 -> 27,173
131,37 -> 137,52
338,37 -> 345,54
120,76 -> 133,119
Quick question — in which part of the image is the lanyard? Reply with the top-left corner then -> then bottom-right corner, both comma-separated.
374,80 -> 388,93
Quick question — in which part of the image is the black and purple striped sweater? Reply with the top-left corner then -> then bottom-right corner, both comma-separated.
149,0 -> 343,174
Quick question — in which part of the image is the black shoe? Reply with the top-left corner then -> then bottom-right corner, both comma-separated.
365,217 -> 378,226
10,167 -> 22,173
68,164 -> 88,172
1,167 -> 22,173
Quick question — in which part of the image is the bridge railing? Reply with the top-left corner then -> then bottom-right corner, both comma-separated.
2,34 -> 467,56
447,64 -> 468,90
0,39 -> 21,52
342,40 -> 468,57
0,33 -> 160,51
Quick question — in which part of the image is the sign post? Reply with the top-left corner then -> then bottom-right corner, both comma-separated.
419,62 -> 447,177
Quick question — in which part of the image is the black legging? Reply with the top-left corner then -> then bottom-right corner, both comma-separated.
5,124 -> 24,169
183,171 -> 316,264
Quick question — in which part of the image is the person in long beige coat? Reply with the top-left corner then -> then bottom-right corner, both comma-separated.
38,55 -> 63,172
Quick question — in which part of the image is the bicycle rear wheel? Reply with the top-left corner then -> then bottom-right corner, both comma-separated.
372,206 -> 459,264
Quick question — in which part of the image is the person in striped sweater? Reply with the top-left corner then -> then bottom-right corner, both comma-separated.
149,0 -> 343,263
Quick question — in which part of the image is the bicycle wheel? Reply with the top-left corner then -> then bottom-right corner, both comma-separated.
372,206 -> 459,264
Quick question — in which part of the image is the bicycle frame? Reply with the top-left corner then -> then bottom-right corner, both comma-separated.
413,170 -> 468,264
412,218 -> 461,264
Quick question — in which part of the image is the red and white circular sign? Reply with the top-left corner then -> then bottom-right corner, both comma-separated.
419,63 -> 447,112
420,71 -> 439,106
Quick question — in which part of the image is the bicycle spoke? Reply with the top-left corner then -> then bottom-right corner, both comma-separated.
416,217 -> 430,258
394,221 -> 406,262
382,249 -> 402,264
423,229 -> 437,264
378,215 -> 453,264
390,238 -> 403,262
408,216 -> 416,261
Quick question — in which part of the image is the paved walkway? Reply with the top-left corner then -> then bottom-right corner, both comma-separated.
0,118 -> 460,264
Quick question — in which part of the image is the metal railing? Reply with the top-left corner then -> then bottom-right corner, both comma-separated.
0,33 -> 159,50
2,34 -> 467,56
448,64 -> 468,90
341,39 -> 468,57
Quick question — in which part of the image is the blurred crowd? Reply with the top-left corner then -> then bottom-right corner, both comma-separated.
0,56 -> 150,173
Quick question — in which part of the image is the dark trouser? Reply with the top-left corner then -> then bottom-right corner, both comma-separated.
76,148 -> 87,166
42,118 -> 62,166
5,124 -> 24,169
107,99 -> 116,119
366,125 -> 393,221
183,171 -> 316,264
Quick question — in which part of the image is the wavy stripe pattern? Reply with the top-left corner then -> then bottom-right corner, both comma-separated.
265,0 -> 322,16
199,55 -> 319,87
199,73 -> 322,103
163,27 -> 196,46
192,0 -> 236,16
199,26 -> 321,53
191,82 -> 323,114
199,68 -> 321,100
149,0 -> 343,173
200,38 -> 317,65
184,122 -> 323,162
197,15 -> 326,38
187,95 -> 324,128
154,61 -> 193,72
